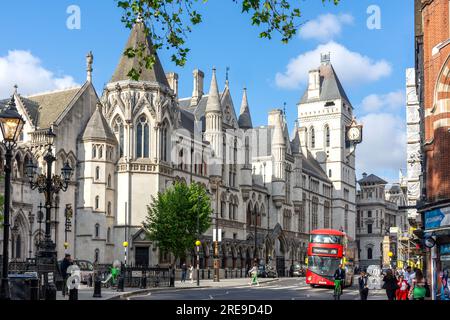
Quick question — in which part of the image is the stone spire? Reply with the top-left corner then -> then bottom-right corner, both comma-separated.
205,68 -> 221,113
82,102 -> 116,143
110,21 -> 169,86
238,88 -> 253,130
272,111 -> 285,147
86,51 -> 93,83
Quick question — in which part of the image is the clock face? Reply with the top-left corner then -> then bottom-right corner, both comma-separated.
347,127 -> 361,141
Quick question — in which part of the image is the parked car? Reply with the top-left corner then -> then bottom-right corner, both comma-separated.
257,264 -> 278,278
292,264 -> 306,277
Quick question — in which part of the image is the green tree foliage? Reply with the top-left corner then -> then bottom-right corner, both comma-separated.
116,0 -> 340,80
144,182 -> 212,262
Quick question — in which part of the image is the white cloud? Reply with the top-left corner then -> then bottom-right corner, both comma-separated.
360,90 -> 405,113
275,41 -> 392,90
356,113 -> 406,183
0,50 -> 78,98
299,13 -> 354,42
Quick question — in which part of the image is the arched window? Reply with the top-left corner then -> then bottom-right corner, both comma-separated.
160,122 -> 169,162
107,202 -> 112,215
107,174 -> 112,188
92,145 -> 97,159
94,248 -> 100,263
324,201 -> 330,229
95,196 -> 99,210
95,223 -> 100,238
324,125 -> 330,148
99,145 -> 103,159
15,235 -> 22,259
95,166 -> 100,180
107,228 -> 111,243
113,117 -> 124,158
136,116 -> 150,158
344,204 -> 349,232
310,127 -> 315,149
233,203 -> 237,220
229,202 -> 233,220
311,196 -> 319,230
221,200 -> 226,218
367,247 -> 373,260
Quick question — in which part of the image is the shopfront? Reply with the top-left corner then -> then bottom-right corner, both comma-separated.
424,205 -> 450,300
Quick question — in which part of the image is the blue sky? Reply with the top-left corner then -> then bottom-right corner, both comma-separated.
0,0 -> 414,183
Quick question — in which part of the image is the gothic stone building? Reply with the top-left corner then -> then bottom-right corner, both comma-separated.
0,22 -> 358,271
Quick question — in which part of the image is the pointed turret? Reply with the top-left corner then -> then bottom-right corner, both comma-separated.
272,111 -> 285,147
110,21 -> 169,86
82,103 -> 116,143
205,68 -> 221,113
238,88 -> 253,130
291,120 -> 301,154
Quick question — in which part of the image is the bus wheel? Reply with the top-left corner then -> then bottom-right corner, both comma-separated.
310,284 -> 316,288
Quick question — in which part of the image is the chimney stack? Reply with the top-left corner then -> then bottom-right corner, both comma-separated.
191,69 -> 204,106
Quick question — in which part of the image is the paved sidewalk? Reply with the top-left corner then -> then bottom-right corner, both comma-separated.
57,277 -> 279,300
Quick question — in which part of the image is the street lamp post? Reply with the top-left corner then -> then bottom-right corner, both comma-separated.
28,212 -> 35,259
64,204 -> 73,253
25,128 -> 73,300
0,95 -> 25,300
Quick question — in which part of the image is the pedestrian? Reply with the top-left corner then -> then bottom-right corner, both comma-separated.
409,269 -> 428,300
249,263 -> 259,286
404,266 -> 415,290
60,253 -> 73,298
333,264 -> 346,294
358,270 -> 369,300
189,264 -> 194,283
382,269 -> 398,300
396,275 -> 409,300
181,263 -> 187,283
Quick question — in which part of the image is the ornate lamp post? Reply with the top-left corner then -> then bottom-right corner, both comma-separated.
64,204 -> 73,253
0,95 -> 25,300
25,128 -> 73,300
25,128 -> 73,254
28,211 -> 35,259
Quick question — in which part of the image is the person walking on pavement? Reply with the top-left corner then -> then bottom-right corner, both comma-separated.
181,263 -> 187,283
60,253 -> 73,298
188,264 -> 194,284
409,269 -> 428,300
404,266 -> 415,290
396,275 -> 409,300
358,270 -> 369,300
382,269 -> 398,300
249,263 -> 259,286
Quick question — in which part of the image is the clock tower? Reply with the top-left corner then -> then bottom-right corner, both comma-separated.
297,54 -> 362,239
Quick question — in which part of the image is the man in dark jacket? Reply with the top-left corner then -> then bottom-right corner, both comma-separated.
60,254 -> 73,297
358,271 -> 369,300
334,264 -> 346,293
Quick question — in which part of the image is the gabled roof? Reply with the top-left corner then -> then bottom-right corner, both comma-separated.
358,174 -> 388,185
82,104 -> 116,143
110,22 -> 169,86
302,151 -> 331,183
299,63 -> 351,106
27,87 -> 82,128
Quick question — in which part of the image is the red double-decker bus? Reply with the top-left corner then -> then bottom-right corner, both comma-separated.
306,229 -> 355,287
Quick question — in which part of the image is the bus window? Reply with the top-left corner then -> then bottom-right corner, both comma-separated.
310,234 -> 342,244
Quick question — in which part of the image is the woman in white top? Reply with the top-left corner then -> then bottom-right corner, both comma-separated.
189,265 -> 194,283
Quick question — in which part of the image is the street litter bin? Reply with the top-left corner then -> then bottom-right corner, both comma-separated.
9,273 -> 39,300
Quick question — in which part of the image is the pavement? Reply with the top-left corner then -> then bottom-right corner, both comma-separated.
57,276 -> 388,301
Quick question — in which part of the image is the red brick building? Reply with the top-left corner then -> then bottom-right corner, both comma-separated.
416,0 -> 450,301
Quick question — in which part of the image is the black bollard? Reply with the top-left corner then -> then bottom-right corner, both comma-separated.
208,268 -> 211,279
45,284 -> 57,301
117,275 -> 125,292
140,272 -> 147,289
201,269 -> 205,280
93,277 -> 102,298
69,288 -> 78,300
29,278 -> 39,301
